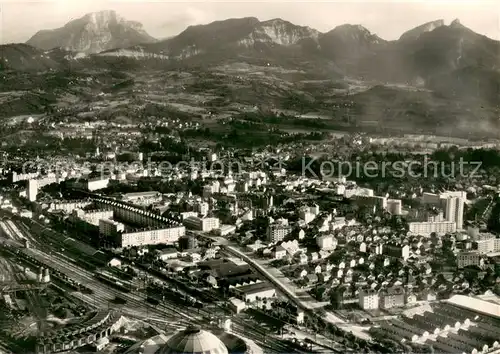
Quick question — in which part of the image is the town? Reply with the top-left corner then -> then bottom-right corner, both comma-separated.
0,125 -> 499,354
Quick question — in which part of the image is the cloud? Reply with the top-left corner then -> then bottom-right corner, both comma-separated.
160,7 -> 212,33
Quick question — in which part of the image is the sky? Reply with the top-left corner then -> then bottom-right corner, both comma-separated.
0,0 -> 499,44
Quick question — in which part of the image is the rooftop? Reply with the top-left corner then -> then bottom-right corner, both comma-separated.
447,295 -> 500,320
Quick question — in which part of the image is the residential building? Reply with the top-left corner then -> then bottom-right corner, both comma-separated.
359,289 -> 379,310
93,198 -> 179,229
380,287 -> 405,309
86,178 -> 110,191
457,252 -> 484,269
421,190 -> 466,230
474,236 -> 500,254
386,199 -> 402,215
273,246 -> 287,260
121,191 -> 162,205
352,195 -> 387,211
196,201 -> 210,216
266,222 -> 293,243
28,179 -> 38,202
218,225 -> 236,236
99,219 -> 125,237
384,243 -> 410,261
316,235 -> 338,251
408,221 -> 456,236
183,216 -> 220,232
118,226 -> 185,248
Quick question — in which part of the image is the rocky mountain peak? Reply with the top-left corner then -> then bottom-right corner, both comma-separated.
249,18 -> 320,46
324,24 -> 383,45
82,10 -> 122,24
399,19 -> 445,41
26,10 -> 156,54
450,18 -> 462,27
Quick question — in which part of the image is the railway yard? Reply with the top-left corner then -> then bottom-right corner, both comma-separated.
0,209 -> 331,354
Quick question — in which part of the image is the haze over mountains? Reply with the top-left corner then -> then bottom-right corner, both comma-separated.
0,10 -> 499,137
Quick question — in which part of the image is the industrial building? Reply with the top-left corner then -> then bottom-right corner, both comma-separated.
369,297 -> 500,354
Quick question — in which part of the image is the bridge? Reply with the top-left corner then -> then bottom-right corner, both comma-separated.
0,282 -> 46,293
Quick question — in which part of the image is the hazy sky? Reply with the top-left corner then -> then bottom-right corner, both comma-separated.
0,0 -> 499,44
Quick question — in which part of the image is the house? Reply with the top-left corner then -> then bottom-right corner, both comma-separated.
422,263 -> 432,275
313,265 -> 322,274
306,274 -> 318,284
318,272 -> 331,283
204,248 -> 218,259
295,268 -> 308,278
108,258 -> 122,268
333,268 -> 343,279
321,262 -> 334,272
189,253 -> 201,262
298,253 -> 308,265
205,274 -> 218,288
405,293 -> 417,304
419,289 -> 437,301
273,246 -> 287,260
310,252 -> 319,261
344,268 -> 354,282
229,297 -> 246,313
158,248 -> 178,261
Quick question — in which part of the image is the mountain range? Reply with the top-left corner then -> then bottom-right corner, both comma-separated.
1,12 -> 497,83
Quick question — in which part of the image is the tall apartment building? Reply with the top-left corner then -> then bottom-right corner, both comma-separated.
421,191 -> 465,230
267,222 -> 293,243
99,219 -> 125,237
442,196 -> 464,230
27,179 -> 38,202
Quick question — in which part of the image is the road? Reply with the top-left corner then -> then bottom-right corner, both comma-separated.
194,232 -> 374,341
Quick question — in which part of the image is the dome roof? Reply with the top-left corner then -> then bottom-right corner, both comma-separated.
157,326 -> 229,354
124,334 -> 169,354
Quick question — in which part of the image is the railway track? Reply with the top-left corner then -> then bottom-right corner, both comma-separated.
3,258 -> 48,333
